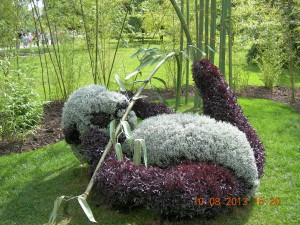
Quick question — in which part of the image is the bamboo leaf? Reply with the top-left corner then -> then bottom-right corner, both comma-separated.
131,47 -> 147,58
115,143 -> 123,162
130,80 -> 146,85
114,74 -> 125,91
152,77 -> 167,89
140,139 -> 148,168
132,95 -> 148,101
125,70 -> 140,80
49,196 -> 65,224
136,56 -> 155,70
110,120 -> 116,146
120,121 -> 133,139
150,55 -> 164,66
77,196 -> 97,223
145,47 -> 160,53
207,45 -> 215,52
180,50 -> 192,60
189,45 -> 206,56
133,140 -> 141,165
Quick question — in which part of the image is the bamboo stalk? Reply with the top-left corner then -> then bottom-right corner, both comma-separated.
95,0 -> 99,84
209,0 -> 216,63
169,0 -> 193,45
185,0 -> 190,105
79,0 -> 95,83
106,1 -> 132,89
219,0 -> 228,75
195,0 -> 199,56
30,1 -> 46,100
199,0 -> 204,52
32,0 -> 64,98
228,0 -> 233,88
43,0 -> 67,99
175,54 -> 182,111
204,0 -> 209,56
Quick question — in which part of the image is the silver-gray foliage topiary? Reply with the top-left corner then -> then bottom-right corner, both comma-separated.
125,113 -> 259,190
61,84 -> 137,137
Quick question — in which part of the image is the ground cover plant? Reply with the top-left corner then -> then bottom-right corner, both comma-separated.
0,98 -> 299,224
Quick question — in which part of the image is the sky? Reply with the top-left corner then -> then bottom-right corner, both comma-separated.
28,0 -> 43,12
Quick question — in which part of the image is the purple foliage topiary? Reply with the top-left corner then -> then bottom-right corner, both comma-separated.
123,91 -> 174,119
95,152 -> 252,218
81,128 -> 109,170
192,59 -> 265,177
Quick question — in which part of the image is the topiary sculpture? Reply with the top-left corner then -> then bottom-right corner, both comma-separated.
62,59 -> 266,219
92,60 -> 265,218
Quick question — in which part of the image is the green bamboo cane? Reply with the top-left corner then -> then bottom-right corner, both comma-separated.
209,0 -> 216,63
228,0 -> 233,88
32,0 -> 64,98
199,0 -> 204,51
30,1 -> 47,100
219,0 -> 228,75
79,0 -> 96,84
95,0 -> 99,84
82,52 -> 176,200
169,0 -> 193,45
175,0 -> 185,111
14,2 -> 20,75
185,0 -> 190,105
43,0 -> 67,99
106,1 -> 132,89
195,0 -> 200,57
204,0 -> 209,56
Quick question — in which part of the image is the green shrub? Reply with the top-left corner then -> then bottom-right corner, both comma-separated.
0,69 -> 42,142
124,113 -> 259,191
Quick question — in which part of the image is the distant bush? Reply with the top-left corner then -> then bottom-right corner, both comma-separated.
0,70 -> 42,143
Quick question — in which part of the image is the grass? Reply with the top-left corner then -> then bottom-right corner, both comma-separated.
2,39 -> 299,102
0,98 -> 299,224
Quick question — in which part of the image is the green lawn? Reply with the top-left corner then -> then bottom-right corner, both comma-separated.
3,40 -> 300,102
0,98 -> 299,225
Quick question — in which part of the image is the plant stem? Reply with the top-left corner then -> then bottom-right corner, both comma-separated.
185,0 -> 190,105
106,2 -> 131,89
228,0 -> 233,88
95,0 -> 99,84
83,52 -> 176,199
169,0 -> 193,45
210,0 -> 216,63
205,0 -> 209,55
219,0 -> 228,75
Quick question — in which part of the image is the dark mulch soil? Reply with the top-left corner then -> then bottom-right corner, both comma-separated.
0,86 -> 299,155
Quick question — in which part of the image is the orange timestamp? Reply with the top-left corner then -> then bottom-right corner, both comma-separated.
193,197 -> 281,207
194,197 -> 249,207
